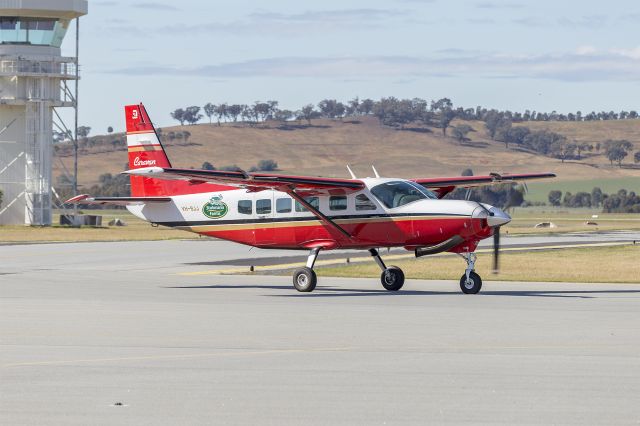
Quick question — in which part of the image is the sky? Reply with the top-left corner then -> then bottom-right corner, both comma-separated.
60,0 -> 640,133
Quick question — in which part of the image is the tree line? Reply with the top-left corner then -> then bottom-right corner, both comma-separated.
171,97 -> 640,128
168,98 -> 640,166
548,187 -> 640,213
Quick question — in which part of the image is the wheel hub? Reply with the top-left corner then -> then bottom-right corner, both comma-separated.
297,274 -> 308,287
384,272 -> 395,285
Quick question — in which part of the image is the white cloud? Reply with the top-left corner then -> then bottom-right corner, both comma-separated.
106,48 -> 640,82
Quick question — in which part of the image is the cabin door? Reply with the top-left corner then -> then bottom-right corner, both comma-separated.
253,191 -> 275,246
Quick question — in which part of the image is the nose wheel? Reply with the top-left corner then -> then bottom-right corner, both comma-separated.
458,252 -> 482,294
460,271 -> 482,294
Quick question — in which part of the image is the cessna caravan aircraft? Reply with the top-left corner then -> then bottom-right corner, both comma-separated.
67,104 -> 555,293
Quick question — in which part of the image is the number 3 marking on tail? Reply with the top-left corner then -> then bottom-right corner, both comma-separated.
132,110 -> 138,119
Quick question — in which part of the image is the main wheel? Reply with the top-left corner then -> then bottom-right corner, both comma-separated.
460,271 -> 482,294
293,267 -> 317,292
381,266 -> 405,291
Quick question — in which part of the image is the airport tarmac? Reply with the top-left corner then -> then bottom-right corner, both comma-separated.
2,238 -> 640,425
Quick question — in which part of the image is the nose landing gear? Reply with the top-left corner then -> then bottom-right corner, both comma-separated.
458,252 -> 482,294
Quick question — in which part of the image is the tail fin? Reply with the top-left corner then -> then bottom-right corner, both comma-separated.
125,103 -> 173,196
124,103 -> 233,197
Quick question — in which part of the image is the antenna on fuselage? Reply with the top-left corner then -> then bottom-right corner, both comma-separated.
371,165 -> 380,178
346,165 -> 357,179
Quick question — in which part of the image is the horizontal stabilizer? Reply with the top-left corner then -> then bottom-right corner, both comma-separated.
64,194 -> 172,206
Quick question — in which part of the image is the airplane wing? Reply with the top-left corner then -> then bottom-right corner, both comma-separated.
123,167 -> 365,194
65,194 -> 173,206
413,172 -> 556,198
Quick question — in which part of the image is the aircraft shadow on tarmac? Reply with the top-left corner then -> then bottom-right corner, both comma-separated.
166,285 -> 640,299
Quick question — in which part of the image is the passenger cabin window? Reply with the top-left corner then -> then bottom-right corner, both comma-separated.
355,194 -> 377,211
371,181 -> 436,209
295,196 -> 319,212
329,196 -> 348,211
256,199 -> 272,214
276,198 -> 292,213
238,200 -> 252,215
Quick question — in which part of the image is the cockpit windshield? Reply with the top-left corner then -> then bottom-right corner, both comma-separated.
370,181 -> 438,209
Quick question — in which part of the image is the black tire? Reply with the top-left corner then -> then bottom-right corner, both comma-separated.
293,267 -> 317,292
460,271 -> 482,294
381,266 -> 405,291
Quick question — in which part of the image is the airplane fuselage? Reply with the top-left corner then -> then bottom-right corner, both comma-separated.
126,177 -> 497,251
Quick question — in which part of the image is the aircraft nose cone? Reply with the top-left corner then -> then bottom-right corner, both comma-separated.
486,206 -> 511,227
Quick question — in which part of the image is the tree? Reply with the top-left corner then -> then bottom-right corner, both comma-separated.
576,142 -> 593,160
451,124 -> 474,143
240,105 -> 252,123
201,161 -> 215,170
334,102 -> 346,121
0,188 -> 3,208
591,187 -> 603,208
555,141 -> 577,163
430,97 -> 453,112
170,108 -> 186,125
183,106 -> 203,125
318,99 -> 339,119
437,108 -> 456,136
227,104 -> 243,122
604,140 -> 633,167
77,126 -> 91,139
498,126 -> 529,149
274,109 -> 294,124
300,104 -> 317,125
107,126 -> 113,134
252,102 -> 271,123
548,190 -> 562,206
634,151 -> 640,163
461,168 -> 474,176
203,103 -> 216,124
214,103 -> 228,126
484,111 -> 510,140
347,97 -> 360,116
358,98 -> 375,115
607,146 -> 628,167
256,159 -> 278,171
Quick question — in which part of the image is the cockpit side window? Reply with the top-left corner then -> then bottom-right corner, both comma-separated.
371,181 -> 435,208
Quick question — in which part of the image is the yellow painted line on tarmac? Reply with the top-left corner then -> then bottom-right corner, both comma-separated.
177,241 -> 635,277
3,347 -> 351,368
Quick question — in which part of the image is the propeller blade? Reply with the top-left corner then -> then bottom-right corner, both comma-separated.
492,227 -> 500,274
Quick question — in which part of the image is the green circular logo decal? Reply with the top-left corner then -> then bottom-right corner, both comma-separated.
202,196 -> 228,219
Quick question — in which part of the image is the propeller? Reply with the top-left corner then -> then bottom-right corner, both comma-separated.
492,226 -> 500,273
491,183 -> 525,274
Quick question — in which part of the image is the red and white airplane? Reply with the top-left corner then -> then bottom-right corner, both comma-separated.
67,104 -> 555,293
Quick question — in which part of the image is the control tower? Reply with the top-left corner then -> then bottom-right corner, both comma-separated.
0,0 -> 87,225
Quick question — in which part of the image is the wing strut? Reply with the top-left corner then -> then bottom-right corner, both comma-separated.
286,188 -> 353,241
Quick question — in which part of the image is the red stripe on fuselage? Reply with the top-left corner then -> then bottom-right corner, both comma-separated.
182,216 -> 490,250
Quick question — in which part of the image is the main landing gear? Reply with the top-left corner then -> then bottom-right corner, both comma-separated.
292,247 -> 320,292
291,247 -> 406,293
370,248 -> 405,291
458,252 -> 482,294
